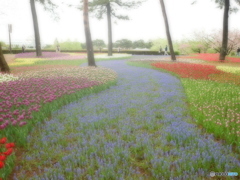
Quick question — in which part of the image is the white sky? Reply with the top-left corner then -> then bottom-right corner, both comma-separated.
0,0 -> 240,45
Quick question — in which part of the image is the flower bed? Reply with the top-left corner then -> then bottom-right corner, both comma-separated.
183,53 -> 240,63
0,137 -> 15,179
0,77 -> 99,129
182,79 -> 240,147
152,62 -> 223,79
216,66 -> 240,74
0,73 -> 19,83
15,52 -> 69,59
14,52 -> 86,62
0,67 -> 117,129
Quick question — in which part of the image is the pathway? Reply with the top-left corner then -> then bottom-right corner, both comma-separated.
13,59 -> 240,180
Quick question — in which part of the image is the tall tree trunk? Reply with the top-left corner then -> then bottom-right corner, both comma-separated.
8,25 -> 12,54
159,0 -> 176,61
83,0 -> 96,66
30,0 -> 42,57
106,3 -> 113,56
219,0 -> 229,61
0,43 -> 10,73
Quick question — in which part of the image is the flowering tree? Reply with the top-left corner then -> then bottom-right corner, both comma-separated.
178,43 -> 192,55
194,30 -> 240,55
213,0 -> 240,60
193,0 -> 240,60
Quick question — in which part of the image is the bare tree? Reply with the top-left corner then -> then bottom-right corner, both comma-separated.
159,0 -> 176,61
83,0 -> 96,66
30,0 -> 58,57
0,43 -> 10,73
219,0 -> 230,60
30,0 -> 42,56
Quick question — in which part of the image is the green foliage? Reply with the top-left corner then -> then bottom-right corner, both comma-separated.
114,39 -> 133,49
81,43 -> 86,50
174,51 -> 180,55
58,40 -> 82,50
150,38 -> 179,52
36,0 -> 57,12
88,0 -> 144,20
43,44 -> 54,49
145,41 -> 153,49
230,51 -> 236,56
0,41 -> 7,48
35,0 -> 60,20
207,48 -> 217,53
132,39 -> 152,49
214,0 -> 240,12
92,39 -> 106,50
13,44 -> 20,49
150,38 -> 168,51
132,40 -> 145,48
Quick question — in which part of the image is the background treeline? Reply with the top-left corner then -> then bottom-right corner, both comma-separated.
3,29 -> 240,56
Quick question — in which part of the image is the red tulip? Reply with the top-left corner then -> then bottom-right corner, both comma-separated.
0,161 -> 4,168
0,155 -> 6,161
0,137 -> 7,144
5,143 -> 15,148
152,62 -> 223,80
3,148 -> 13,156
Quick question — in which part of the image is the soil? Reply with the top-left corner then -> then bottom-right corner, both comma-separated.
3,54 -> 16,63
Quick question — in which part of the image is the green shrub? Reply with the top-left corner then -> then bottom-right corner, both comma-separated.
174,51 -> 180,55
206,49 -> 217,53
230,51 -> 236,56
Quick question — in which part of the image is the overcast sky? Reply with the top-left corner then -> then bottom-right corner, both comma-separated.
0,0 -> 240,45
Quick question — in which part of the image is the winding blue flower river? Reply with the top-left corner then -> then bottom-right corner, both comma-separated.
14,60 -> 239,180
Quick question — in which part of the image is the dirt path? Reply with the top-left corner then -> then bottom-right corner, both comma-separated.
3,54 -> 15,63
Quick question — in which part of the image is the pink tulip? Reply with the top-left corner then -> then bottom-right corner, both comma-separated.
19,121 -> 27,127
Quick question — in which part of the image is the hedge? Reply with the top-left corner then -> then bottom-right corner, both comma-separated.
2,49 -> 180,55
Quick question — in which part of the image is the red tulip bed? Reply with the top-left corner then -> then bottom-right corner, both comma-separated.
151,60 -> 240,153
0,56 -> 117,179
152,62 -> 224,79
182,53 -> 240,63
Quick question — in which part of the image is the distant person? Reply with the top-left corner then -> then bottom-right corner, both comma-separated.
118,47 -> 120,53
56,45 -> 60,52
164,45 -> 168,55
22,45 -> 26,53
237,47 -> 240,56
159,46 -> 162,54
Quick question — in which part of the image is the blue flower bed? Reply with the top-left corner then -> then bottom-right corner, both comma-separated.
13,60 -> 240,180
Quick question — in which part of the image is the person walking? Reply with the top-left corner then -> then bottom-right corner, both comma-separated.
22,45 -> 26,53
164,45 -> 168,55
237,47 -> 240,56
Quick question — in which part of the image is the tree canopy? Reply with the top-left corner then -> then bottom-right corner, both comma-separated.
92,39 -> 106,49
114,39 -> 132,49
88,0 -> 143,20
